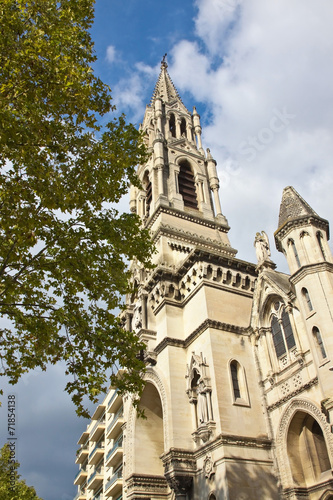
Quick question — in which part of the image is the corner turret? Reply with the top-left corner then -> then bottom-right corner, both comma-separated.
274,186 -> 331,274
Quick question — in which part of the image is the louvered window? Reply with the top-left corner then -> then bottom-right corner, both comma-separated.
169,113 -> 176,138
178,161 -> 198,209
146,179 -> 152,216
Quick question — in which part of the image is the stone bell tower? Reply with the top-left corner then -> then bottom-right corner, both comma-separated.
123,58 -> 278,500
129,56 -> 234,268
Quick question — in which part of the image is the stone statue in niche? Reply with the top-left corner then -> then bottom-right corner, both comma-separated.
254,230 -> 271,263
186,352 -> 213,430
132,299 -> 142,332
198,381 -> 208,424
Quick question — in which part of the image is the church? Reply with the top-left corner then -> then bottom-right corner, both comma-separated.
74,59 -> 333,500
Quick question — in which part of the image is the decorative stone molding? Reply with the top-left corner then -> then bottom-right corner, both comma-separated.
218,433 -> 272,450
192,422 -> 216,445
267,377 -> 318,412
203,454 -> 216,479
290,261 -> 333,284
147,205 -> 231,233
161,448 -> 196,498
154,319 -> 251,355
321,397 -> 333,423
126,473 -> 169,499
276,398 -> 333,490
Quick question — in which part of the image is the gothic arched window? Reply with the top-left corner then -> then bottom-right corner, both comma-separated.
230,361 -> 241,399
180,117 -> 187,136
301,288 -> 313,312
316,231 -> 326,261
289,239 -> 301,268
178,160 -> 198,209
312,326 -> 327,360
169,113 -> 176,138
270,302 -> 296,359
143,171 -> 152,216
229,360 -> 250,406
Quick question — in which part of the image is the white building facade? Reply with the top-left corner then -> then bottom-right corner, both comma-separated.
74,60 -> 333,500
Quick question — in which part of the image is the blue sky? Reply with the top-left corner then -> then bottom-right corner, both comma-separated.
1,1 -> 333,499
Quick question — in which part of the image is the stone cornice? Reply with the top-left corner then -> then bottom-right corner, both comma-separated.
153,224 -> 237,258
290,261 -> 333,284
192,432 -> 272,458
147,205 -> 231,233
267,376 -> 318,412
154,319 -> 250,355
145,248 -> 257,291
274,215 -> 329,252
126,473 -> 169,496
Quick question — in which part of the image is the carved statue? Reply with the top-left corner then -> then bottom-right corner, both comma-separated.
132,299 -> 142,332
254,231 -> 271,263
198,381 -> 208,424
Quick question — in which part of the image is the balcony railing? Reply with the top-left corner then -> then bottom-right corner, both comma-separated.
107,390 -> 119,409
87,466 -> 104,485
107,407 -> 123,434
88,440 -> 105,460
74,466 -> 87,481
105,437 -> 123,462
90,414 -> 105,437
105,467 -> 123,491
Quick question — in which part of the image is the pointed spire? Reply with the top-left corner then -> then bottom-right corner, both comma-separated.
277,186 -> 319,229
150,55 -> 187,110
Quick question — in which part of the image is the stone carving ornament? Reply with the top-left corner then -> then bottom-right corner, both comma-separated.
203,454 -> 216,479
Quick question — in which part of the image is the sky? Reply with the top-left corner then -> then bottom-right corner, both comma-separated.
1,1 -> 333,499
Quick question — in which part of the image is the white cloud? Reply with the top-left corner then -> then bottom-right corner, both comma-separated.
106,44 -> 117,63
166,0 -> 333,266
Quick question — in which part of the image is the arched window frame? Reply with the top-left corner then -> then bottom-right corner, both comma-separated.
301,287 -> 313,313
287,412 -> 331,487
288,238 -> 301,268
312,326 -> 327,362
228,359 -> 250,407
178,160 -> 198,210
317,231 -> 327,261
169,113 -> 176,138
142,170 -> 152,217
180,117 -> 187,137
269,300 -> 297,367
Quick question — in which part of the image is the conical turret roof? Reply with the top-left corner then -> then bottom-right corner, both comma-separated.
277,186 -> 319,228
275,186 -> 329,251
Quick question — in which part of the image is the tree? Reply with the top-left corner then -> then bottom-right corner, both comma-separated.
0,0 -> 154,416
0,444 -> 43,499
